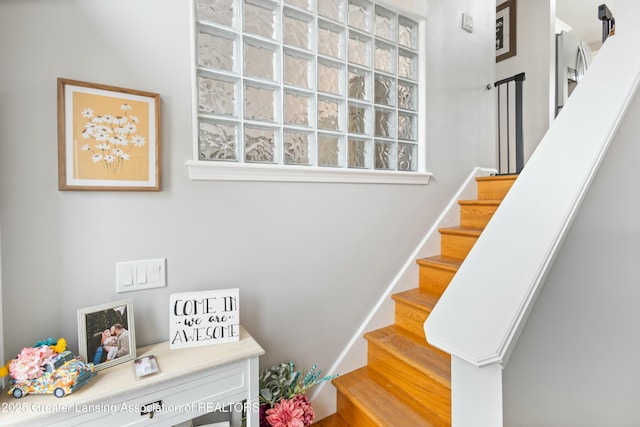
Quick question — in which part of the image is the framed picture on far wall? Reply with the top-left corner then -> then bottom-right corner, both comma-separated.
77,299 -> 136,371
496,0 -> 517,62
57,78 -> 160,191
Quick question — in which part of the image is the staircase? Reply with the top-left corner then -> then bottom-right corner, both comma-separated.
314,175 -> 517,427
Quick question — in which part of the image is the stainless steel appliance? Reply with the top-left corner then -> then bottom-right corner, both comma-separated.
556,30 -> 592,116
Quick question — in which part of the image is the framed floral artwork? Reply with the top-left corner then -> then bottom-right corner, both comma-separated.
57,78 -> 160,191
77,299 -> 136,371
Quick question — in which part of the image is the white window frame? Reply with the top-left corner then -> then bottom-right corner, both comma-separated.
186,0 -> 431,184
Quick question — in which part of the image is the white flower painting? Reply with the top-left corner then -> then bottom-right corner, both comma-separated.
79,103 -> 146,173
58,78 -> 160,191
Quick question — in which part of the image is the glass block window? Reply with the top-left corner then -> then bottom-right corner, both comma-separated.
192,0 -> 422,173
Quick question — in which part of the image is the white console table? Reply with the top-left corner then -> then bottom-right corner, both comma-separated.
0,326 -> 264,427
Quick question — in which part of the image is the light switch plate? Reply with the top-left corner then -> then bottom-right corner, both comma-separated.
462,13 -> 474,33
116,258 -> 166,293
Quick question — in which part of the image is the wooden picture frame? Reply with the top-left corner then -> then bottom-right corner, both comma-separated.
77,299 -> 136,371
57,78 -> 160,191
496,0 -> 517,62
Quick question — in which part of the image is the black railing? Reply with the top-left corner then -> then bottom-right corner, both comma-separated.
492,72 -> 525,175
598,4 -> 615,44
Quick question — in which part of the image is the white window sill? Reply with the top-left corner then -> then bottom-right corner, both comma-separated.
185,161 -> 433,184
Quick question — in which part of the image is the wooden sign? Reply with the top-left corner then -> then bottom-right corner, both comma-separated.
169,289 -> 240,349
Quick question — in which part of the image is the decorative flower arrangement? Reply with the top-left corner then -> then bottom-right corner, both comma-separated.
9,346 -> 56,381
259,362 -> 337,427
1,337 -> 97,399
79,103 -> 145,173
0,338 -> 67,380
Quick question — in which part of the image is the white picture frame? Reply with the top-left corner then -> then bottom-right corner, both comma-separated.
77,299 -> 136,371
134,355 -> 159,379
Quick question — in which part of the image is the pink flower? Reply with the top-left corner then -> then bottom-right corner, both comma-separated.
291,395 -> 315,426
266,398 -> 305,427
9,346 -> 55,381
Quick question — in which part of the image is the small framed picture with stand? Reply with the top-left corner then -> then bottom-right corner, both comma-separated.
78,299 -> 136,371
134,355 -> 159,379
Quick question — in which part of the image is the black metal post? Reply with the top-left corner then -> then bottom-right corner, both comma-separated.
497,86 -> 502,174
506,84 -> 510,173
515,78 -> 524,173
598,4 -> 614,44
493,72 -> 525,175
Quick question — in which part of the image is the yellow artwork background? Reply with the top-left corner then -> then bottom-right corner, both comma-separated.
72,91 -> 151,181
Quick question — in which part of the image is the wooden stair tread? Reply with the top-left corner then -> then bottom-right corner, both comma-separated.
416,255 -> 462,271
392,288 -> 439,311
476,175 -> 517,200
459,199 -> 501,229
438,226 -> 483,237
416,255 -> 460,294
333,366 -> 449,426
313,414 -> 349,427
475,174 -> 517,182
364,325 -> 451,388
330,174 -> 518,426
393,289 -> 440,338
439,226 -> 482,260
458,199 -> 501,206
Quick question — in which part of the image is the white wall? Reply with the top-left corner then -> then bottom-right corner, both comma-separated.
502,70 -> 640,427
0,0 -> 494,395
615,1 -> 640,34
496,0 -> 555,161
425,0 -> 496,175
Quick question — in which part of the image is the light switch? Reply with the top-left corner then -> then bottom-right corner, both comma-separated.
462,13 -> 473,33
116,258 -> 166,293
123,267 -> 134,286
149,265 -> 161,282
136,266 -> 147,284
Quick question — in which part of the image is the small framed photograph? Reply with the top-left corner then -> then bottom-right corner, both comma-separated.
77,299 -> 136,371
57,78 -> 160,191
134,355 -> 159,379
496,0 -> 517,62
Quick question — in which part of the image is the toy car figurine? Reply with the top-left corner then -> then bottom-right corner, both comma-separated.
8,350 -> 96,398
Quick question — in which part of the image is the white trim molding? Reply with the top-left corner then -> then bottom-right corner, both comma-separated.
186,160 -> 433,184
451,356 -> 503,426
